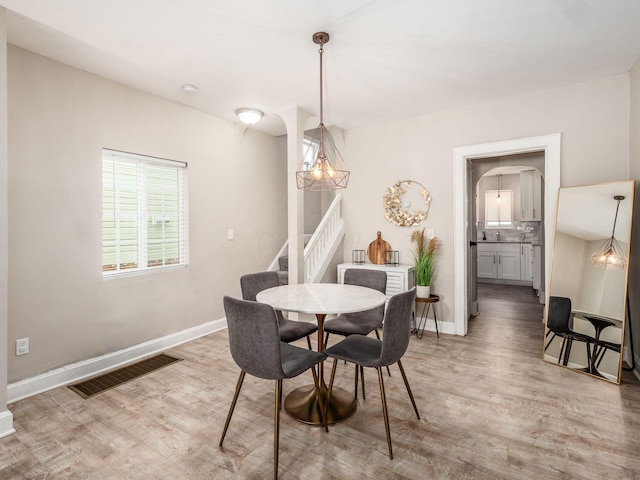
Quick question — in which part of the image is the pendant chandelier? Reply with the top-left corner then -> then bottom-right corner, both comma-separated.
590,195 -> 626,270
296,32 -> 350,191
496,174 -> 502,203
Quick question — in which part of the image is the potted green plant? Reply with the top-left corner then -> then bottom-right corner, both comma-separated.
411,228 -> 439,298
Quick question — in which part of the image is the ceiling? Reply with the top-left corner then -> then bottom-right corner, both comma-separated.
556,181 -> 634,242
2,0 -> 640,136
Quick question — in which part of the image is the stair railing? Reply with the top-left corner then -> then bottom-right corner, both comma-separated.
303,193 -> 344,283
267,193 -> 345,283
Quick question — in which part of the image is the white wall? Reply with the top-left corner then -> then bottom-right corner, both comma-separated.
550,232 -> 585,304
341,74 -> 630,328
7,47 -> 286,383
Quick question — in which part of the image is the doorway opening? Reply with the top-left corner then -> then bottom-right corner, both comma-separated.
471,156 -> 546,323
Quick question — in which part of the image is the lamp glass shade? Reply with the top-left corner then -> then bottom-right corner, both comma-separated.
236,108 -> 263,125
590,236 -> 626,270
296,124 -> 350,191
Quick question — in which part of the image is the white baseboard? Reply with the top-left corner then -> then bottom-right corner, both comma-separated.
8,318 -> 227,404
414,319 -> 456,336
0,410 -> 15,438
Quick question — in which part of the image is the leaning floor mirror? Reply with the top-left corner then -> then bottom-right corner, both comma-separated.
543,180 -> 634,383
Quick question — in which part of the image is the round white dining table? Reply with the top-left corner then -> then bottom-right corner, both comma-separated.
257,283 -> 386,426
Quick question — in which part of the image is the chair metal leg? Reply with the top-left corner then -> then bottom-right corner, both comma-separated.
353,365 -> 366,400
546,331 -> 569,364
544,331 -> 557,352
377,367 -> 393,460
306,335 -> 313,350
354,364 -> 359,399
219,370 -> 246,446
560,336 -> 570,365
274,379 -> 281,480
324,332 -> 330,349
397,360 -> 420,419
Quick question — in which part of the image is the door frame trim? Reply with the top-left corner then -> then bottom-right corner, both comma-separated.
453,134 -> 561,335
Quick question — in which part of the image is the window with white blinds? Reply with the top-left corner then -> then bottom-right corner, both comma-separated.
102,149 -> 189,275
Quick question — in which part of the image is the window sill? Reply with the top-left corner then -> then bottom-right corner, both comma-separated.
102,264 -> 188,280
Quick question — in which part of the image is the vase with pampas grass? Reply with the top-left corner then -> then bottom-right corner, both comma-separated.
411,228 -> 439,298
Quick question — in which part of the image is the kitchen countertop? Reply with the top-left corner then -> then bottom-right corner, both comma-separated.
478,240 -> 531,243
476,240 -> 541,246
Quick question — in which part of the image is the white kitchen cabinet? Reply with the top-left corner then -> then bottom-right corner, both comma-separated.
337,263 -> 415,303
497,249 -> 521,280
520,243 -> 533,281
477,250 -> 498,278
477,243 -> 521,280
532,245 -> 542,292
520,169 -> 542,221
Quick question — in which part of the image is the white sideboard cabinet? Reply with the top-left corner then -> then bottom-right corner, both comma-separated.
337,263 -> 415,303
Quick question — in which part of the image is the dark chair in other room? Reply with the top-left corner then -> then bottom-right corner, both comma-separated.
544,296 -> 593,367
220,296 -> 326,480
241,271 -> 318,349
323,288 -> 420,459
323,268 -> 388,398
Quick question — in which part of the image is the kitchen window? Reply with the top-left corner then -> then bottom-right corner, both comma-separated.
485,189 -> 513,227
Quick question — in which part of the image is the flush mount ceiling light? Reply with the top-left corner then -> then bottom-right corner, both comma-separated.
235,108 -> 264,125
296,32 -> 350,191
180,84 -> 199,94
591,195 -> 627,270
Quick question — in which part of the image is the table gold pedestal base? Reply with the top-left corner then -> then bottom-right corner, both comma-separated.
284,384 -> 357,426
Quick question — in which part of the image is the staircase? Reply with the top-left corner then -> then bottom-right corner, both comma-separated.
276,254 -> 288,285
268,193 -> 345,284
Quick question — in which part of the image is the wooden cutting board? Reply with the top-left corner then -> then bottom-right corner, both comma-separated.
367,231 -> 391,265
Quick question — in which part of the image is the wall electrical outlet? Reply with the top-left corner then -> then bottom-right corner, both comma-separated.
16,338 -> 29,356
227,229 -> 234,240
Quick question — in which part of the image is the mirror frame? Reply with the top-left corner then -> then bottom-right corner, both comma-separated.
543,179 -> 635,383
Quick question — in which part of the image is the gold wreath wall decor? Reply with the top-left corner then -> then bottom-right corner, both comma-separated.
383,180 -> 432,227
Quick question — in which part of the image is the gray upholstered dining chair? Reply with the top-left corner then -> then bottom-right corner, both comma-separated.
241,271 -> 318,349
219,296 -> 326,480
323,268 -> 388,398
323,288 -> 419,460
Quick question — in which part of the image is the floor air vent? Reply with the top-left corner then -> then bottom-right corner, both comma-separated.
68,353 -> 182,399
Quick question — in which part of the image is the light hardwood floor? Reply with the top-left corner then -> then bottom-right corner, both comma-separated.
2,284 -> 640,479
